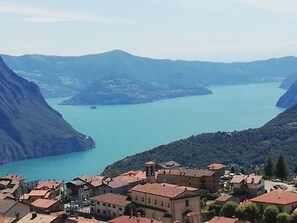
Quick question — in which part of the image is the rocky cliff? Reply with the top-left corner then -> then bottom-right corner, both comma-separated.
0,57 -> 95,165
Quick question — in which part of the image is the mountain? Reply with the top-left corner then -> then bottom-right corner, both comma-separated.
103,103 -> 297,175
0,57 -> 95,165
59,77 -> 211,105
2,51 -> 297,104
277,80 -> 297,108
279,72 -> 297,90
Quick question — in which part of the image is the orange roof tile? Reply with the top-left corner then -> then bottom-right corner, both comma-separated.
90,193 -> 129,207
208,164 -> 226,170
18,213 -> 59,223
71,217 -> 105,223
109,216 -> 162,223
240,199 -> 252,206
2,174 -> 24,182
251,190 -> 297,205
0,192 -> 15,200
31,198 -> 60,209
29,190 -> 50,197
230,174 -> 262,184
0,216 -> 16,223
157,168 -> 215,177
131,183 -> 198,198
36,181 -> 62,190
208,216 -> 242,223
215,194 -> 232,202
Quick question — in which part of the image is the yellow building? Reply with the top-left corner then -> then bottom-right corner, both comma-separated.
130,183 -> 201,223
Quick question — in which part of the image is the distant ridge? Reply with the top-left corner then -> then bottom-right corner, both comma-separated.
2,51 -> 297,104
0,57 -> 95,165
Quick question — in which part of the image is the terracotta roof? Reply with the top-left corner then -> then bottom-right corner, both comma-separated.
90,193 -> 129,207
2,174 -> 24,182
157,168 -> 215,177
208,164 -> 226,170
69,217 -> 105,223
0,192 -> 15,200
31,198 -> 60,209
0,216 -> 16,223
230,174 -> 262,184
120,170 -> 146,181
131,183 -> 198,198
109,216 -> 162,223
18,212 -> 59,223
251,190 -> 297,205
208,216 -> 240,223
29,190 -> 50,197
145,161 -> 155,165
36,181 -> 62,190
0,200 -> 17,214
215,194 -> 232,202
240,199 -> 252,206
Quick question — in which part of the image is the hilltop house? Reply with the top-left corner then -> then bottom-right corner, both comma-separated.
230,174 -> 264,199
90,193 -> 129,219
250,190 -> 297,213
130,183 -> 201,223
156,168 -> 219,193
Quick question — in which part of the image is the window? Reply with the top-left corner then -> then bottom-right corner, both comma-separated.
97,209 -> 100,213
185,199 -> 189,207
154,199 -> 157,205
141,197 -> 144,202
148,198 -> 151,203
167,203 -> 170,208
113,205 -> 116,208
103,210 -> 106,215
119,208 -> 123,211
91,200 -> 94,204
103,203 -> 106,206
161,201 -> 164,206
97,202 -> 100,205
108,204 -> 111,207
135,195 -> 138,201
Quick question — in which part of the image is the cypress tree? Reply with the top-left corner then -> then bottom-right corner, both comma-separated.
275,154 -> 288,181
264,155 -> 274,179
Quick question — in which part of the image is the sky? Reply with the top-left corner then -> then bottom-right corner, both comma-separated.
0,0 -> 297,62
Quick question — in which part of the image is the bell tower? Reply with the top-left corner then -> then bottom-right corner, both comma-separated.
145,161 -> 156,183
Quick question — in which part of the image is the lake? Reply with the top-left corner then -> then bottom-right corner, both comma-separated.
0,82 -> 285,181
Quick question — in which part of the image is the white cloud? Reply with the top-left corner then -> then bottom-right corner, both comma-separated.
0,3 -> 127,23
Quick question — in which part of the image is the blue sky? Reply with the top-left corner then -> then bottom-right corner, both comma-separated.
0,0 -> 297,61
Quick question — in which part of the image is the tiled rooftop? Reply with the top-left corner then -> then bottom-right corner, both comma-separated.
208,163 -> 226,170
131,183 -> 198,198
251,190 -> 297,205
230,174 -> 262,184
18,212 -> 58,223
109,216 -> 162,223
90,193 -> 129,207
31,198 -> 60,209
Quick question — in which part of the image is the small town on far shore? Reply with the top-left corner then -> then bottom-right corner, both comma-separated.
1,159 -> 297,223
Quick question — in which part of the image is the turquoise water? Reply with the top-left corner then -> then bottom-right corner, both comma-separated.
0,82 -> 285,181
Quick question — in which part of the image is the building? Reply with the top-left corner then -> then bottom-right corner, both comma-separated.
0,174 -> 25,199
208,216 -> 250,223
250,190 -> 297,213
156,169 -> 219,193
130,183 -> 201,223
215,194 -> 239,206
36,181 -> 63,200
90,193 -> 129,219
155,161 -> 182,171
0,199 -> 30,219
109,215 -> 162,223
18,212 -> 62,223
21,189 -> 53,204
31,198 -> 64,214
230,174 -> 264,199
207,164 -> 226,177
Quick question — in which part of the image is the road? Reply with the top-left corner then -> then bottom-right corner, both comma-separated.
265,180 -> 295,192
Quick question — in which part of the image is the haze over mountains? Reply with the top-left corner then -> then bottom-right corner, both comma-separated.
2,50 -> 297,105
0,57 -> 95,165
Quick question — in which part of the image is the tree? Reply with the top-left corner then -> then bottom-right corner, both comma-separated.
275,154 -> 288,181
295,165 -> 297,176
124,203 -> 138,216
289,212 -> 297,223
244,203 -> 260,223
276,212 -> 289,223
221,201 -> 238,218
263,205 -> 279,223
240,167 -> 245,174
208,203 -> 221,216
264,155 -> 274,179
235,205 -> 245,220
230,166 -> 235,174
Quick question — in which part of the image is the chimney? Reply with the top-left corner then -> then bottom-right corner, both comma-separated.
31,212 -> 37,220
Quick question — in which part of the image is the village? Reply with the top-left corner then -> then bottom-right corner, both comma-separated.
1,161 -> 297,223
